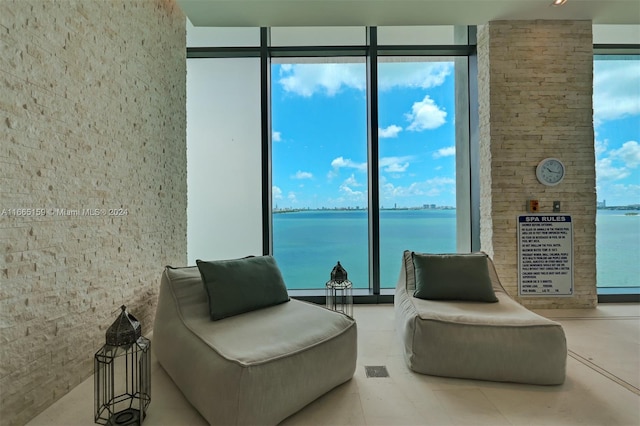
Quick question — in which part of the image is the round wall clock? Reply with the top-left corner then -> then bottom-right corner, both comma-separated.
536,158 -> 565,186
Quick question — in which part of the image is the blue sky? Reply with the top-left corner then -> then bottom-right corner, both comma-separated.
271,57 -> 640,210
272,60 -> 457,209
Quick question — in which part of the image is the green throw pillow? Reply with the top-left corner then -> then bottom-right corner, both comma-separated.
196,255 -> 290,320
412,253 -> 498,303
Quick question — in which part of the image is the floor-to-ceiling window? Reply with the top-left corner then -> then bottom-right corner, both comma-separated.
377,57 -> 459,288
186,57 -> 263,264
186,22 -> 639,298
593,53 -> 640,294
269,28 -> 472,291
271,58 -> 369,289
186,24 -> 475,293
185,25 -> 264,263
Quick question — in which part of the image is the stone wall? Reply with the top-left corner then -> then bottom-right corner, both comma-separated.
478,20 -> 597,308
0,1 -> 186,424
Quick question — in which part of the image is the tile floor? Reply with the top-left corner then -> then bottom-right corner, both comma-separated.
27,303 -> 640,426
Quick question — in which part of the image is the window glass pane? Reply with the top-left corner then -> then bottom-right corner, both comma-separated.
271,59 -> 369,289
378,57 -> 458,288
270,27 -> 366,46
593,55 -> 640,291
187,19 -> 260,47
378,26 -> 464,45
187,58 -> 263,264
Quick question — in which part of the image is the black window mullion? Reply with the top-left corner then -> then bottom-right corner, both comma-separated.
261,27 -> 272,256
187,46 -> 261,58
367,27 -> 380,295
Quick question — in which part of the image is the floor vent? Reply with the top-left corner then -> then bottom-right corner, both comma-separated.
365,365 -> 390,378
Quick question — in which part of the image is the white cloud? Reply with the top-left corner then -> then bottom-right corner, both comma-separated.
382,181 -> 427,198
379,156 -> 412,174
379,62 -> 452,91
384,162 -> 409,173
379,125 -> 403,138
380,177 -> 455,200
339,175 -> 366,201
272,186 -> 283,199
406,95 -> 447,131
325,175 -> 368,206
594,60 -> 640,126
293,170 -> 313,179
272,131 -> 282,142
287,191 -> 297,202
330,156 -> 367,173
597,157 -> 630,182
596,140 -> 640,186
610,141 -> 640,169
331,157 -> 354,169
277,61 -> 453,98
339,184 -> 364,198
433,146 -> 455,159
278,63 -> 365,97
343,174 -> 363,187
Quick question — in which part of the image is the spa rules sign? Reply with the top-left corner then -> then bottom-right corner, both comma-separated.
518,215 -> 573,296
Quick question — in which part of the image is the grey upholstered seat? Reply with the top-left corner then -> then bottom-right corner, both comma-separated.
395,250 -> 567,385
153,266 -> 357,425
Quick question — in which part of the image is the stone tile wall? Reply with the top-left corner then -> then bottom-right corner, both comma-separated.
478,21 -> 597,308
0,1 -> 186,424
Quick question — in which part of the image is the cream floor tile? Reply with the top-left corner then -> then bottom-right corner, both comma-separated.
27,377 -> 95,426
280,380 -> 365,426
561,318 -> 640,388
25,303 -> 640,426
357,330 -> 397,365
143,407 -> 207,426
483,356 -> 640,426
535,303 -> 640,319
357,378 -> 429,426
352,305 -> 396,331
386,368 -> 457,425
432,388 -> 512,426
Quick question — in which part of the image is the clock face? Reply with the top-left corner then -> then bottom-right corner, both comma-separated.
536,158 -> 565,186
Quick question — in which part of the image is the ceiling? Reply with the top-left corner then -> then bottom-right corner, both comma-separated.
178,0 -> 640,27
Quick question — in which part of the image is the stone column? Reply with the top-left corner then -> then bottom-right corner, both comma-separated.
477,20 -> 597,308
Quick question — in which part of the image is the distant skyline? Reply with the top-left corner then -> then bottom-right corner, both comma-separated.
271,57 -> 639,210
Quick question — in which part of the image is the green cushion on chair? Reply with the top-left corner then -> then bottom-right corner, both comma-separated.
196,255 -> 290,320
412,253 -> 498,303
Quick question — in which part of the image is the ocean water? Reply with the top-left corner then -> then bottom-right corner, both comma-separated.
272,209 -> 639,290
596,210 -> 640,288
273,209 -> 456,290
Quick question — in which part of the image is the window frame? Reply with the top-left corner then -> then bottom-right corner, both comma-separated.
187,26 -> 479,301
592,44 -> 640,302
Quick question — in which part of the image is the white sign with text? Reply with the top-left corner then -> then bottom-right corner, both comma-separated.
518,215 -> 573,296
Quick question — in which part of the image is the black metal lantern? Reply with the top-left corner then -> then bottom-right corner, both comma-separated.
330,261 -> 348,283
326,261 -> 353,317
95,306 -> 151,425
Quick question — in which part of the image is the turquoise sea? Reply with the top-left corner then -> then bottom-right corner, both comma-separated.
272,209 -> 640,290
